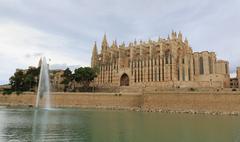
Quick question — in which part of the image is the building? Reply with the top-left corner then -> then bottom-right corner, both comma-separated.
50,70 -> 65,92
91,31 -> 230,89
230,67 -> 240,89
230,78 -> 238,88
237,67 -> 240,88
0,85 -> 11,91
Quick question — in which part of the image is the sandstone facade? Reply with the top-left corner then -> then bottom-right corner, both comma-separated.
91,31 -> 230,89
230,67 -> 240,89
230,78 -> 238,88
237,67 -> 240,88
50,70 -> 65,91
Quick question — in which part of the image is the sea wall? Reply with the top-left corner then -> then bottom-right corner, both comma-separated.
1,92 -> 240,114
0,92 -> 141,109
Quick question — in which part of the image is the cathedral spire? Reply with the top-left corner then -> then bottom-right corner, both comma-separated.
101,33 -> 108,52
134,39 -> 137,45
93,41 -> 97,50
111,40 -> 118,48
91,41 -> 98,67
158,36 -> 161,42
167,35 -> 170,40
171,30 -> 177,39
178,31 -> 183,41
184,37 -> 189,46
114,40 -> 118,48
103,33 -> 107,42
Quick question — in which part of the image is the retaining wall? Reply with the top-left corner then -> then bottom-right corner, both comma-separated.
1,92 -> 240,113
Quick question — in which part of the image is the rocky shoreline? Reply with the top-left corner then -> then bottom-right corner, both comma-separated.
2,104 -> 240,116
93,106 -> 240,116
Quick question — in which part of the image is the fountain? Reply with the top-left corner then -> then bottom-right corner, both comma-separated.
35,57 -> 51,108
31,57 -> 51,141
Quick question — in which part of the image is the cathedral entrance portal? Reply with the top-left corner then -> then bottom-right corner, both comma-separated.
120,73 -> 129,86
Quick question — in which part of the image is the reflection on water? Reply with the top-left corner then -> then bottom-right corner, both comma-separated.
0,108 -> 240,142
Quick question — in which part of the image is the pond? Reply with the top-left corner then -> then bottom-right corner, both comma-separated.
0,108 -> 240,142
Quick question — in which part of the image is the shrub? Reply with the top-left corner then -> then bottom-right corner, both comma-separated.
2,89 -> 13,95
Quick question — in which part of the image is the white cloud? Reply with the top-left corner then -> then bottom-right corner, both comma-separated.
0,22 -> 86,84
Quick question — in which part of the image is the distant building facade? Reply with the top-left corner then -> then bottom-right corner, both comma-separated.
91,31 -> 230,88
230,78 -> 238,88
230,67 -> 240,89
50,70 -> 65,92
238,67 -> 240,88
0,84 -> 11,91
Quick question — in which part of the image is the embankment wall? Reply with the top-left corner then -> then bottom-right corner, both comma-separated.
1,92 -> 240,114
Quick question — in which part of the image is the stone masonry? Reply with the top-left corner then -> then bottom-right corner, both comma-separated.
91,31 -> 230,89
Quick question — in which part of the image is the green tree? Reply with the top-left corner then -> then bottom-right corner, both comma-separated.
25,67 -> 40,90
9,67 -> 40,92
9,70 -> 25,91
74,67 -> 97,89
61,68 -> 73,92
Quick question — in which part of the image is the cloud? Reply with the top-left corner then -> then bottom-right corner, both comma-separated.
49,64 -> 81,72
0,22 -> 89,84
0,0 -> 240,84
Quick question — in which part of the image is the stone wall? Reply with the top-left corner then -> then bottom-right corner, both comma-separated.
143,93 -> 240,113
1,92 -> 240,114
0,92 -> 141,109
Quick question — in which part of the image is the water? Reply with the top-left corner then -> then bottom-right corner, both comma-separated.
1,108 -> 240,142
36,57 -> 50,108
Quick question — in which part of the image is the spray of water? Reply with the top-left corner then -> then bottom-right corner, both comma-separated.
35,57 -> 51,108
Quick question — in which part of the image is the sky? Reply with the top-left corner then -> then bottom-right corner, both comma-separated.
0,0 -> 240,85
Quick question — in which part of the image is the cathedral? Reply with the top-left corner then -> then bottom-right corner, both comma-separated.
91,31 -> 230,89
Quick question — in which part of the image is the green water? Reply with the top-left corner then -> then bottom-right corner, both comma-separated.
0,108 -> 240,142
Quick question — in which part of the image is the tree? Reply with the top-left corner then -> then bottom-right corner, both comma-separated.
9,70 -> 25,91
61,68 -> 73,92
9,67 -> 40,93
74,67 -> 97,89
24,67 -> 40,90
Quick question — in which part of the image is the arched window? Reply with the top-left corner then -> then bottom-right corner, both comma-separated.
199,57 -> 204,75
188,67 -> 191,81
165,50 -> 170,64
138,67 -> 140,82
120,73 -> 129,86
134,70 -> 136,82
159,66 -> 161,81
